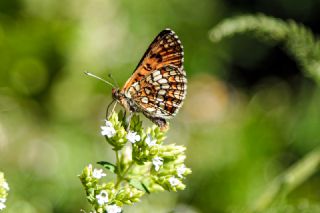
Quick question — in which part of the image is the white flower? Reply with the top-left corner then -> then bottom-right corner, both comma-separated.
92,169 -> 106,179
177,164 -> 187,178
88,164 -> 93,170
152,156 -> 163,171
145,134 -> 157,147
169,176 -> 181,187
101,121 -> 116,138
106,204 -> 122,213
0,202 -> 6,210
126,131 -> 140,144
96,190 -> 109,205
0,198 -> 5,203
2,181 -> 9,191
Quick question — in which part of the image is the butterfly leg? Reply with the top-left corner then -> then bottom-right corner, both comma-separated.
106,100 -> 117,119
125,112 -> 133,131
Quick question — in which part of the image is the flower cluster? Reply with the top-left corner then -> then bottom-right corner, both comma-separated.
100,112 -> 128,151
79,164 -> 143,213
80,111 -> 191,212
0,172 -> 9,211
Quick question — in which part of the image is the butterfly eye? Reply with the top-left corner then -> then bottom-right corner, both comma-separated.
112,88 -> 118,99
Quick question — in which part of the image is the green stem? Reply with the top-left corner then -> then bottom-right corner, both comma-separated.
115,151 -> 120,166
122,162 -> 134,178
114,151 -> 135,188
115,151 -> 121,189
251,147 -> 320,212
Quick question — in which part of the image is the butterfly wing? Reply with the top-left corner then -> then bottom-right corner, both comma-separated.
121,29 -> 184,91
126,65 -> 187,127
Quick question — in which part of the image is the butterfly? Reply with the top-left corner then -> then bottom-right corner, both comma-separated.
112,29 -> 187,130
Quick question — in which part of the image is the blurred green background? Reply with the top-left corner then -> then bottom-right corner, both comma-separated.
1,0 -> 320,212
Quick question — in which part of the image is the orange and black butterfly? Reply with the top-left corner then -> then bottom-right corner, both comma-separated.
88,29 -> 187,130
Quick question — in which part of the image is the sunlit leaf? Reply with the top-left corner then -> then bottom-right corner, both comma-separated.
97,161 -> 117,173
129,179 -> 150,193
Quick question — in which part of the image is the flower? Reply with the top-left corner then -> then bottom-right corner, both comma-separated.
0,202 -> 6,210
88,164 -> 93,170
2,182 -> 9,191
177,164 -> 187,178
145,134 -> 157,147
101,121 -> 116,138
0,178 -> 8,211
106,204 -> 122,213
152,156 -> 163,171
169,176 -> 180,187
126,131 -> 140,144
96,190 -> 109,205
92,169 -> 106,179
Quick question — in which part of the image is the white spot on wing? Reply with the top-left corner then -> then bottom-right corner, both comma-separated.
161,84 -> 170,89
157,96 -> 164,102
158,78 -> 168,84
174,90 -> 182,99
170,71 -> 177,75
153,70 -> 161,77
141,97 -> 149,104
153,75 -> 162,81
147,107 -> 156,112
145,88 -> 151,94
134,84 -> 140,91
158,90 -> 166,95
146,75 -> 152,83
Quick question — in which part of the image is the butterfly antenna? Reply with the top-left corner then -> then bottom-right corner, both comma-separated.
108,73 -> 119,88
84,71 -> 114,88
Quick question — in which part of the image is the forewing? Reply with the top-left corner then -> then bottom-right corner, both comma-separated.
122,29 -> 184,91
127,65 -> 187,119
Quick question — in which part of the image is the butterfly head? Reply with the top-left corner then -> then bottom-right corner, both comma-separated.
111,88 -> 121,100
112,87 -> 138,113
112,88 -> 126,107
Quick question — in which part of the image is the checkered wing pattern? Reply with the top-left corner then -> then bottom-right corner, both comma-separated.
122,29 -> 185,89
127,65 -> 187,119
119,29 -> 186,128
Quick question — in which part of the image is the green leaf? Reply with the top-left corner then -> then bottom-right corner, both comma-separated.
129,179 -> 150,194
141,182 -> 150,194
97,161 -> 117,173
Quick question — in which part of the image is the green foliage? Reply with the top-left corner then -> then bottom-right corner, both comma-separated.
97,161 -> 117,174
79,111 -> 191,213
210,14 -> 320,213
251,147 -> 320,212
209,14 -> 320,83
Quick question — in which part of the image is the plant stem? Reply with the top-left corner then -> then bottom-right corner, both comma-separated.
115,151 -> 121,189
115,151 -> 120,166
251,147 -> 320,212
114,151 -> 135,188
122,162 -> 134,178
